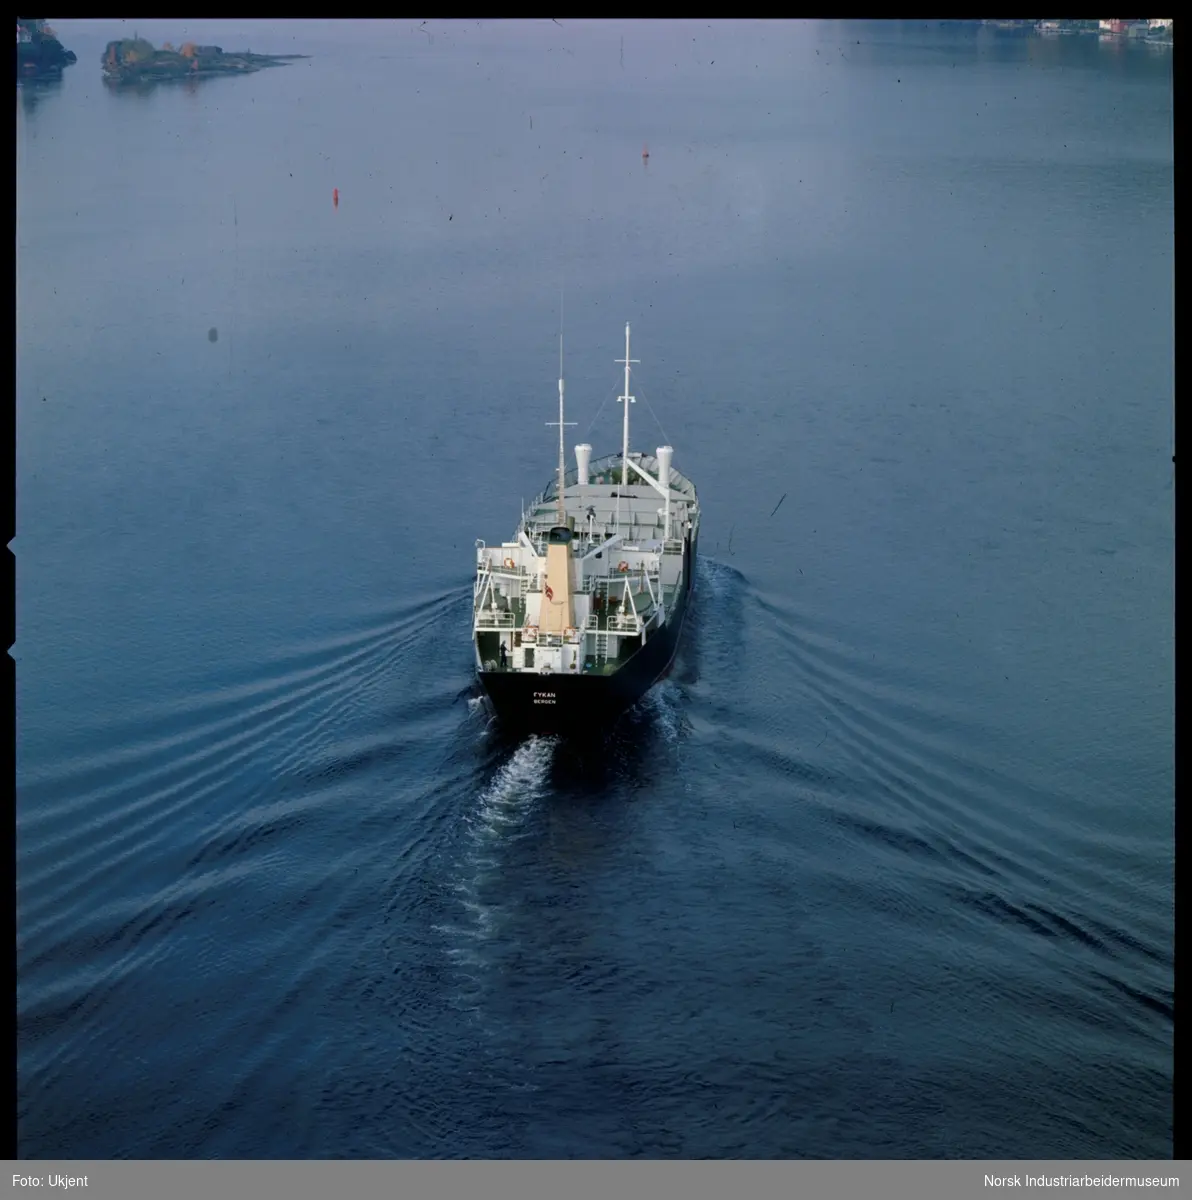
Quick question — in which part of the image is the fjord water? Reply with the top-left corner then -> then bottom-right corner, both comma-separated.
16,20 -> 1172,1158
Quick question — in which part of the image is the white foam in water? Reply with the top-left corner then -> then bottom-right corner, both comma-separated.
638,680 -> 684,744
699,556 -> 741,599
470,735 -> 557,842
439,735 -> 559,1018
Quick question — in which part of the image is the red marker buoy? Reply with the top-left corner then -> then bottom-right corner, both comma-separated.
333,188 -> 339,207
642,143 -> 649,161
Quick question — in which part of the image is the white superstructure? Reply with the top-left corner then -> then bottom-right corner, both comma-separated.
472,325 -> 700,679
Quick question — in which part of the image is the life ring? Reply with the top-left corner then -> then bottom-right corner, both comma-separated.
564,627 -> 577,641
503,557 -> 515,569
523,625 -> 538,639
617,561 -> 630,573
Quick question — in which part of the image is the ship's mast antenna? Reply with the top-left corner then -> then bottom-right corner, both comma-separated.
616,322 -> 638,536
546,291 -> 574,527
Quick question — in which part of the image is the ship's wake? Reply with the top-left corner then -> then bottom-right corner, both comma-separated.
433,735 -> 559,1020
467,734 -> 558,842
697,555 -> 748,597
622,678 -> 687,746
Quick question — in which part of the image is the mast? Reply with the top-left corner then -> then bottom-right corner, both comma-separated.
616,322 -> 638,535
546,312 -> 575,528
556,336 -> 566,525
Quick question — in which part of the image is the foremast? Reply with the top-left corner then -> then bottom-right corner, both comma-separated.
615,322 -> 638,536
546,328 -> 575,528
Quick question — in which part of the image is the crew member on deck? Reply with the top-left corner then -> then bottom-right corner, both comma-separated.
499,642 -> 508,670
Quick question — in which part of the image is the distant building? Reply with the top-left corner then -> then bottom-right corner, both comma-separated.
1148,18 -> 1173,30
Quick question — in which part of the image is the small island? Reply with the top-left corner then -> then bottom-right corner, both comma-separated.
101,37 -> 308,86
16,18 -> 77,77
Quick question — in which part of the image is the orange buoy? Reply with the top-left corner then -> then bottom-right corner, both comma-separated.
333,187 -> 339,207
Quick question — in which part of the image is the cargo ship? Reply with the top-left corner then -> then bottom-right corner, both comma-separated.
472,324 -> 700,737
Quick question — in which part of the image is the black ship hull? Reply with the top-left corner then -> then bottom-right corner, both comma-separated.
478,529 -> 697,737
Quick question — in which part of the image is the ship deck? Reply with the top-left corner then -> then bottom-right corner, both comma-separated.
472,451 -> 699,680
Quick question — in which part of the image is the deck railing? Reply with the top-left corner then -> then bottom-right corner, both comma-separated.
607,613 -> 642,634
480,558 -> 527,576
475,610 -> 516,629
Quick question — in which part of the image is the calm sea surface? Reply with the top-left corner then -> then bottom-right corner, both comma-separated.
16,19 -> 1173,1158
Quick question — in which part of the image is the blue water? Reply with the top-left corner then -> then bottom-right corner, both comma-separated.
16,19 -> 1173,1158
